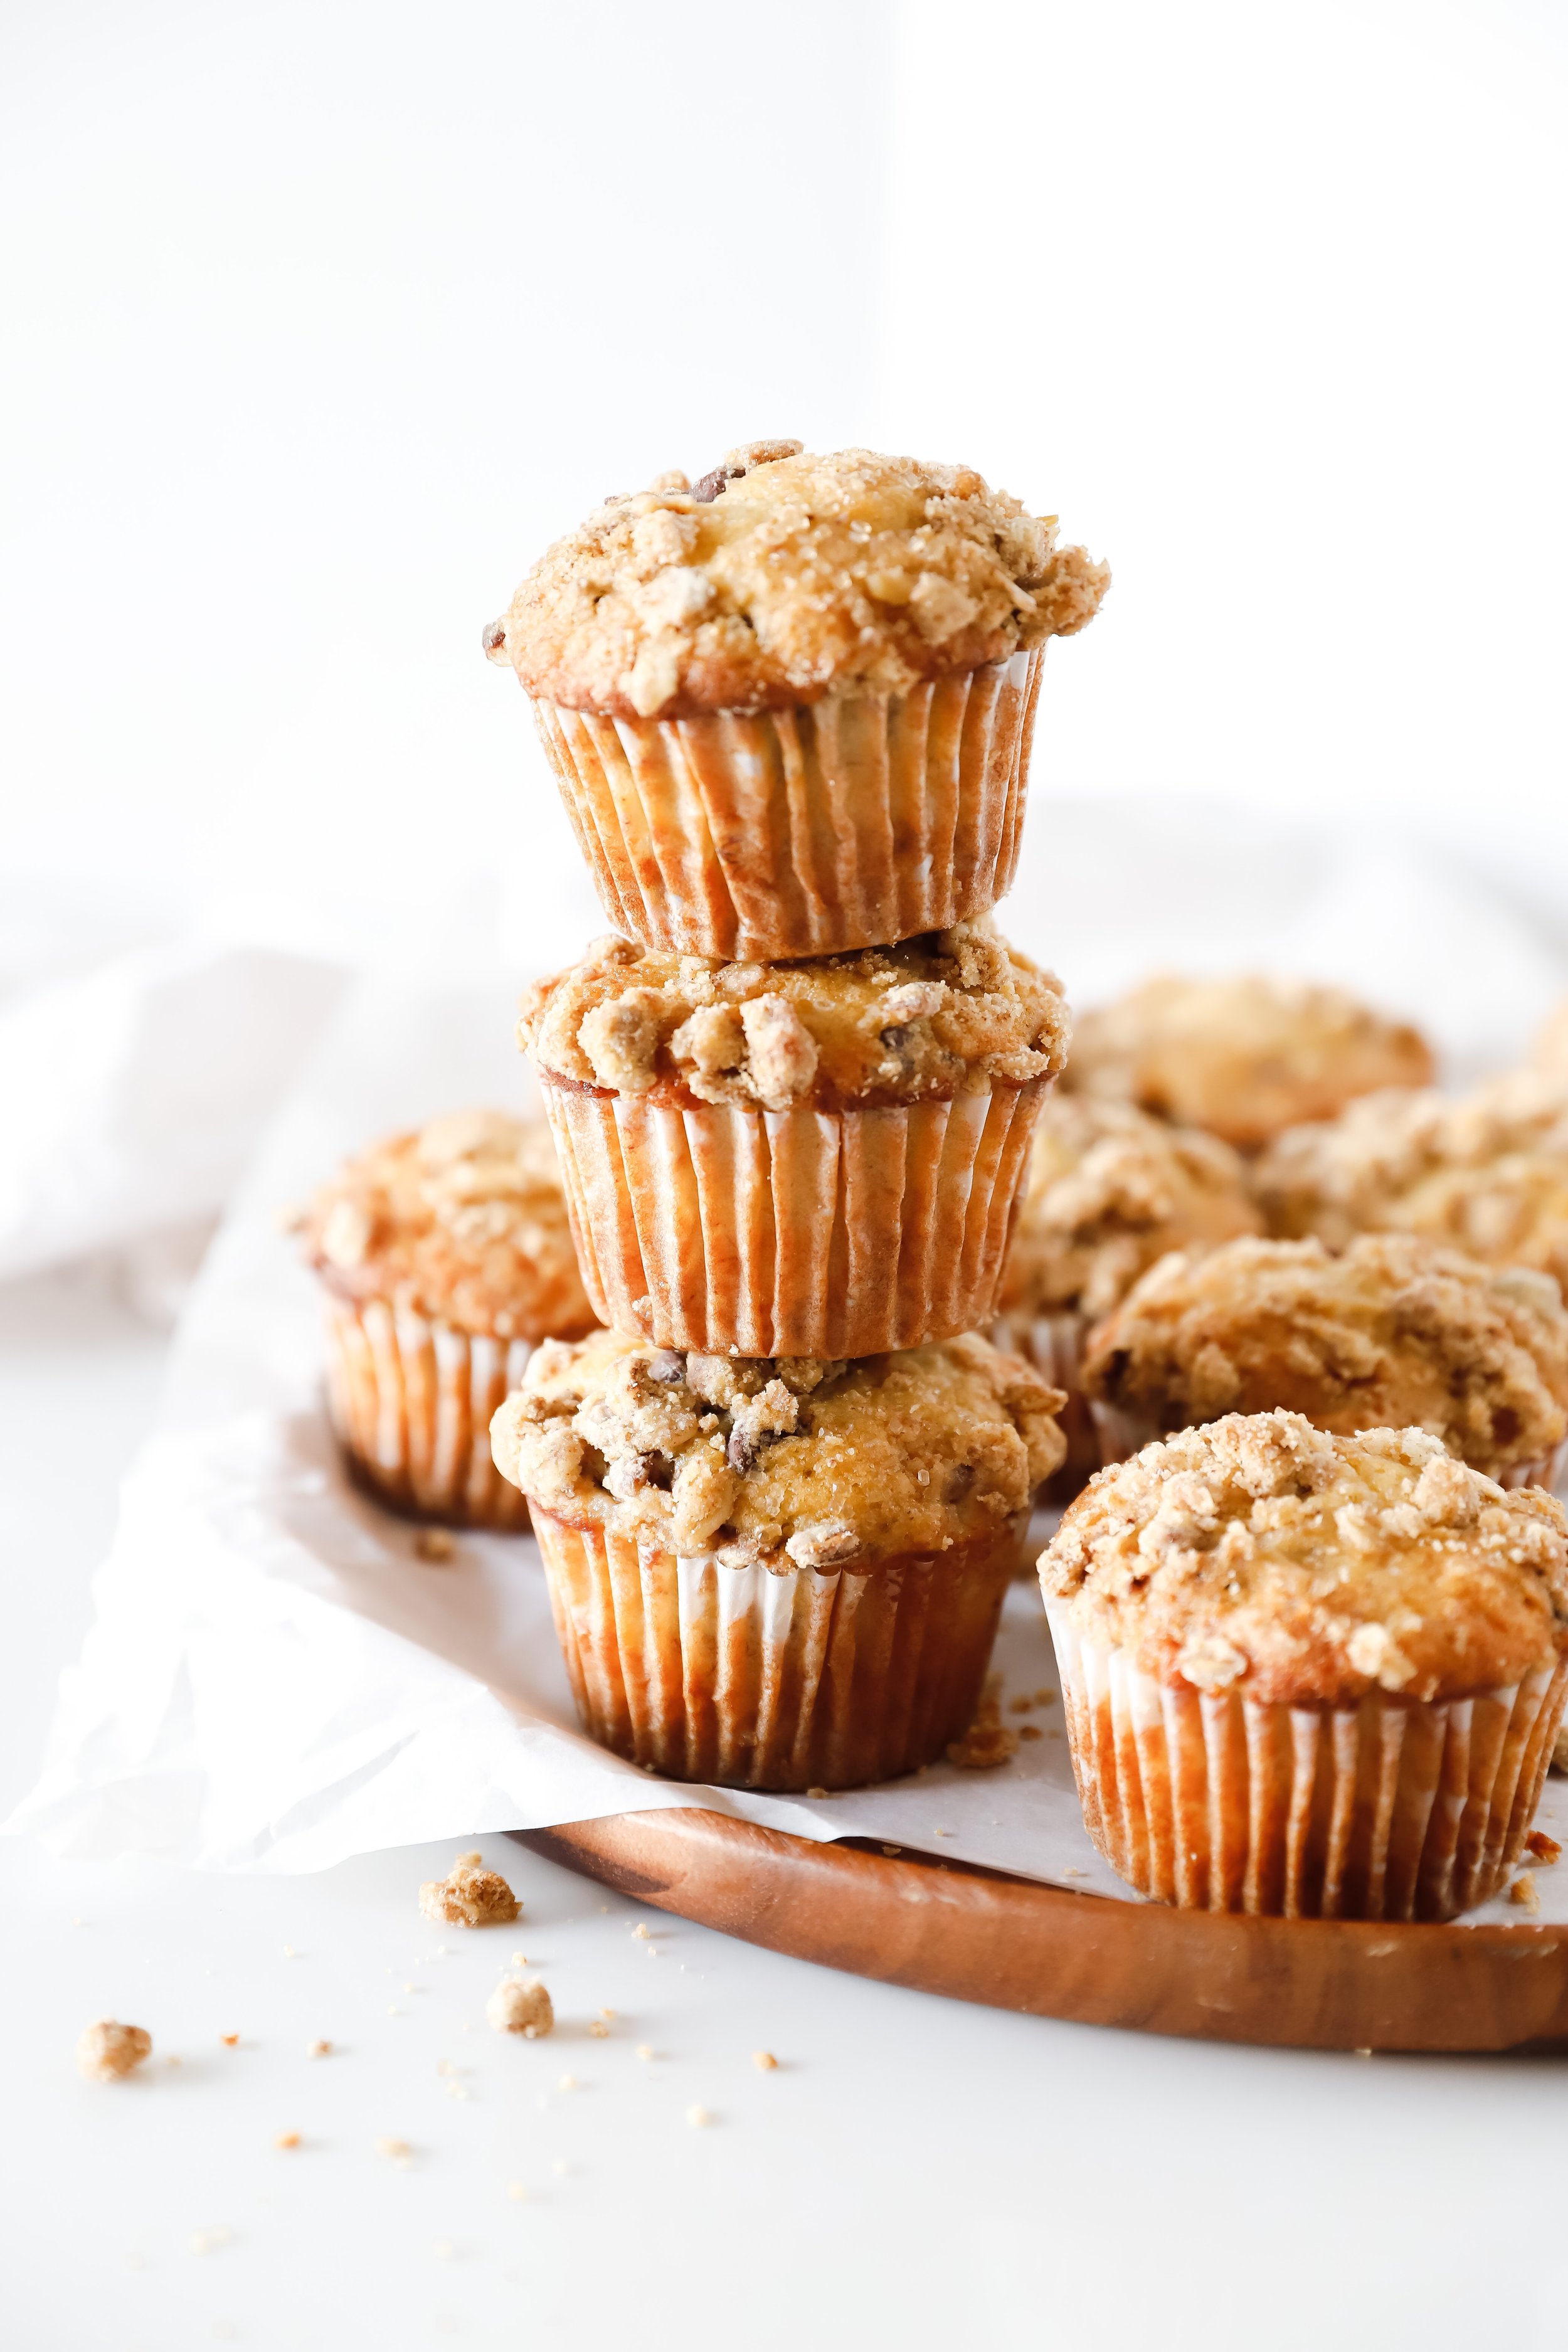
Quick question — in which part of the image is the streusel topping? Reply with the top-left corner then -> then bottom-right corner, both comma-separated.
1084,1234 -> 1568,1481
997,1095 -> 1261,1322
303,1110 -> 596,1342
1062,974 -> 1434,1152
520,919 -> 1069,1110
1040,1412 -> 1568,1705
485,443 -> 1109,719
1256,1070 -> 1568,1290
490,1329 -> 1066,1564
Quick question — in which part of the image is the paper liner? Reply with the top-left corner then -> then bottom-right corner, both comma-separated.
991,1306 -> 1098,1502
322,1295 -> 534,1530
1092,1404 -> 1568,1498
1045,1602 -> 1568,1920
531,1510 -> 1024,1791
541,1074 -> 1047,1357
530,649 -> 1043,961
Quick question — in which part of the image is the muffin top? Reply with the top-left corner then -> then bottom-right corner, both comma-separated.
302,1110 -> 597,1342
997,1095 -> 1261,1322
1256,1071 -> 1568,1288
520,919 -> 1070,1110
1040,1411 -> 1568,1705
491,1328 -> 1065,1565
1083,1233 -> 1568,1482
484,442 -> 1109,720
1061,973 -> 1434,1152
1532,999 -> 1568,1079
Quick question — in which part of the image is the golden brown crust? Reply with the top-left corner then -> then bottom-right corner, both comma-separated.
1062,975 -> 1434,1152
1040,1412 -> 1568,1705
997,1095 -> 1261,1320
1084,1234 -> 1568,1481
485,445 -> 1108,719
490,1329 -> 1066,1564
1255,1070 -> 1568,1291
302,1110 -> 597,1342
519,919 -> 1069,1110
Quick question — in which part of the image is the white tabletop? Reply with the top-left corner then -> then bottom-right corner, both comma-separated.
4,1262 -> 1564,2352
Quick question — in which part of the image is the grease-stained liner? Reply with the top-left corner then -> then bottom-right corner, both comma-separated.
1045,1601 -> 1568,1920
531,1509 -> 1027,1791
322,1295 -> 534,1530
530,649 -> 1043,961
540,1073 -> 1047,1358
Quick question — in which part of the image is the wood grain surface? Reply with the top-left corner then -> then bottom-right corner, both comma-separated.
517,1808 -> 1568,2053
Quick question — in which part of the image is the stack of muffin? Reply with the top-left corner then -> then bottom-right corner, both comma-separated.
481,441 -> 1110,1791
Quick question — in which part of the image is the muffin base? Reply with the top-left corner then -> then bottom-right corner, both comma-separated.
531,649 -> 1042,961
1046,1602 -> 1568,1920
532,1510 -> 1026,1791
1092,1403 -> 1568,1498
323,1296 -> 534,1530
542,1074 -> 1047,1357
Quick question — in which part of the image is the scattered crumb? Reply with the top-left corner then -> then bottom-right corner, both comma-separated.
1510,1873 -> 1541,1914
274,2131 -> 300,2151
806,1787 -> 829,1799
1353,2048 -> 1374,2060
752,2051 -> 778,2072
636,2045 -> 655,2061
1035,1688 -> 1057,1705
1526,1830 -> 1562,1865
598,2006 -> 617,2020
282,1944 -> 297,1959
444,2080 -> 469,2102
77,2020 -> 152,2082
556,2074 -> 578,2092
420,1856 -> 520,1928
306,2039 -> 332,2058
189,2228 -> 232,2255
510,1950 -> 527,1966
220,2032 -> 240,2048
1019,1724 -> 1043,1742
386,2006 -> 403,2018
589,2020 -> 610,2038
415,1528 -> 455,1563
686,2105 -> 712,2127
1008,1694 -> 1034,1714
486,1976 -> 554,2038
1061,1867 -> 1087,1878
631,1923 -> 650,1939
376,2136 -> 413,2163
506,2182 -> 527,2203
946,1678 -> 1019,1771
881,1844 -> 902,1857
165,2054 -> 183,2068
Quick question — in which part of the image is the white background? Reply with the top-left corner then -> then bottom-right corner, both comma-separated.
5,6 -> 1568,2347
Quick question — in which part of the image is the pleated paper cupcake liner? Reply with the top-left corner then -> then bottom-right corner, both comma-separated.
990,1306 -> 1099,1502
322,1295 -> 534,1530
530,648 -> 1043,961
1092,1404 -> 1568,1498
1046,1602 -> 1568,1920
531,1510 -> 1025,1790
541,1074 -> 1047,1357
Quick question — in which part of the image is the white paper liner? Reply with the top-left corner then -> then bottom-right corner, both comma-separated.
532,1510 -> 1022,1791
542,1076 -> 1046,1356
531,648 -> 1042,961
1046,1601 -> 1568,1920
322,1295 -> 534,1529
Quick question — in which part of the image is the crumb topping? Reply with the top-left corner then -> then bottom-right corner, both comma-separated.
485,1976 -> 554,2037
302,1110 -> 597,1342
1085,1234 -> 1568,1481
485,444 -> 1108,719
1041,1411 -> 1568,1705
520,919 -> 1069,1109
997,1094 -> 1261,1320
1062,974 -> 1434,1151
946,1676 -> 1019,1769
77,2020 -> 152,2081
490,1328 -> 1066,1562
1256,1069 -> 1568,1291
418,1854 -> 521,1927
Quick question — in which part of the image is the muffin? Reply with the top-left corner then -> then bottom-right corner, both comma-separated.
303,1111 -> 597,1527
1084,1234 -> 1568,1489
1256,1070 -> 1568,1292
1040,1412 -> 1568,1918
490,1330 -> 1066,1789
992,1094 -> 1262,1493
521,918 -> 1069,1357
485,442 -> 1108,961
1531,998 -> 1568,1080
1062,973 -> 1434,1152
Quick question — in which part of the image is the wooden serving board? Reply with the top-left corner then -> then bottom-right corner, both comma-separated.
518,1808 -> 1568,2053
